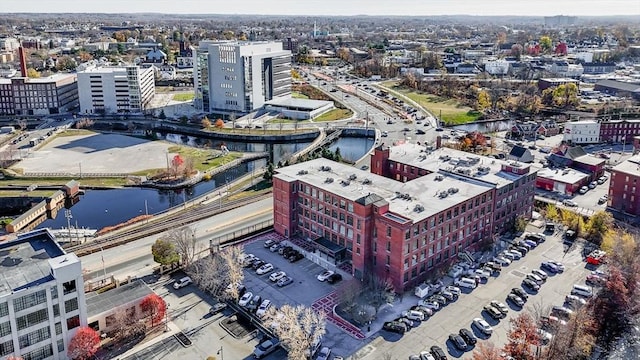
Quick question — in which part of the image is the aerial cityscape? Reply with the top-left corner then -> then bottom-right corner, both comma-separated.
0,4 -> 639,360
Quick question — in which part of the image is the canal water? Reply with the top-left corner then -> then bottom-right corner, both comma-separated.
36,135 -> 375,231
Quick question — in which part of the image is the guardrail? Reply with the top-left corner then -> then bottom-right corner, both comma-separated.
209,219 -> 274,250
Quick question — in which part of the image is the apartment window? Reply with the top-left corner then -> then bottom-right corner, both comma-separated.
65,298 -> 78,313
50,286 -> 58,299
57,339 -> 64,353
14,290 -> 47,312
386,226 -> 392,237
0,321 -> 10,337
386,255 -> 390,265
0,302 -> 7,317
405,230 -> 410,240
53,304 -> 59,317
22,344 -> 53,360
55,322 -> 62,335
386,241 -> 391,252
62,280 -> 76,295
0,340 -> 14,357
356,247 -> 360,255
16,308 -> 49,330
19,326 -> 51,349
66,315 -> 80,330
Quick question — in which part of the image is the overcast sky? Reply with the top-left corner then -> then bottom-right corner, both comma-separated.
1,0 -> 639,16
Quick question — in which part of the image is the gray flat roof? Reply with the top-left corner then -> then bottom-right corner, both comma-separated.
265,97 -> 332,110
275,157 -> 491,222
573,155 -> 605,166
86,279 -> 154,317
612,156 -> 640,176
537,168 -> 590,184
0,229 -> 66,297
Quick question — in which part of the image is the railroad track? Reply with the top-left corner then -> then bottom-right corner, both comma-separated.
68,193 -> 272,257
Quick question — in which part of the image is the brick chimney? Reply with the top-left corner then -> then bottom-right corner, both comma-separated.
18,46 -> 27,77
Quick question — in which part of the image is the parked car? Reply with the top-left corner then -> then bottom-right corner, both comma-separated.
383,321 -> 407,334
411,305 -> 433,317
445,285 -> 461,297
430,345 -> 448,360
598,195 -> 608,204
439,290 -> 456,301
490,300 -> 509,315
277,276 -> 294,287
538,329 -> 553,345
247,295 -> 262,312
507,293 -> 525,307
327,273 -> 343,284
473,317 -> 493,335
264,239 -> 275,248
238,292 -> 253,307
531,269 -> 548,281
252,260 -> 265,270
419,351 -> 436,360
317,270 -> 335,282
511,287 -> 529,300
209,302 -> 227,315
402,310 -> 425,321
588,181 -> 597,189
526,273 -> 544,285
418,300 -> 440,311
563,199 -> 578,207
396,317 -> 415,328
256,263 -> 274,275
317,347 -> 332,360
256,299 -> 272,317
523,278 -> 541,291
269,243 -> 281,252
548,260 -> 565,272
429,294 -> 448,305
288,252 -> 304,262
541,261 -> 559,273
459,328 -> 477,345
579,186 -> 589,194
269,271 -> 286,282
551,306 -> 574,319
484,305 -> 504,320
173,276 -> 192,289
565,295 -> 587,308
253,339 -> 280,359
449,333 -> 468,351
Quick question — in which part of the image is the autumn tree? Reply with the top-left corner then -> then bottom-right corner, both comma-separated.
201,116 -> 211,129
187,245 -> 245,300
502,313 -> 539,360
170,154 -> 184,176
55,56 -> 77,71
140,293 -> 167,327
263,304 -> 326,360
539,36 -> 553,52
472,342 -> 503,360
151,238 -> 180,266
542,307 -> 598,360
584,211 -> 614,244
544,203 -> 559,222
68,327 -> 100,360
214,119 -> 225,128
26,68 -> 41,78
477,90 -> 491,111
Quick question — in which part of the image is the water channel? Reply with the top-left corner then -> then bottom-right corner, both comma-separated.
36,134 -> 374,231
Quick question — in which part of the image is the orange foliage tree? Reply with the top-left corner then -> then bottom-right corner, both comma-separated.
502,313 -> 539,360
140,293 -> 167,327
472,342 -> 503,360
214,119 -> 225,128
67,327 -> 100,360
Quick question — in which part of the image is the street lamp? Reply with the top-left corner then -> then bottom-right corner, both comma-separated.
217,346 -> 224,360
164,303 -> 170,332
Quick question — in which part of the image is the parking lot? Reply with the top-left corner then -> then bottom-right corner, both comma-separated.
359,225 -> 598,359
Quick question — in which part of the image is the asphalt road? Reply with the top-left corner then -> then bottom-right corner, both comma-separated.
81,198 -> 273,281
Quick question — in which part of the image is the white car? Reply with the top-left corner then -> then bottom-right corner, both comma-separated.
269,271 -> 286,282
238,292 -> 253,307
316,346 -> 332,360
256,299 -> 272,317
549,260 -> 565,272
473,317 -> 493,335
445,285 -> 461,296
401,310 -> 425,321
256,263 -> 274,275
418,299 -> 439,311
173,276 -> 192,289
317,270 -> 335,282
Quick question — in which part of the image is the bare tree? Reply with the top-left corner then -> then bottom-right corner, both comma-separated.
168,226 -> 197,267
364,274 -> 395,315
263,304 -> 326,360
187,246 -> 245,300
110,308 -> 145,342
471,342 -> 503,360
336,278 -> 362,314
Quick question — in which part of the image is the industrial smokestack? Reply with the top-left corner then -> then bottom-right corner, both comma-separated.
18,46 -> 27,77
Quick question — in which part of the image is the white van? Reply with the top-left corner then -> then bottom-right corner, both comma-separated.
571,284 -> 593,298
455,277 -> 477,289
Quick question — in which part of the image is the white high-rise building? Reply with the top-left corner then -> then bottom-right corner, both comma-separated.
194,41 -> 291,114
77,64 -> 155,114
0,229 -> 87,360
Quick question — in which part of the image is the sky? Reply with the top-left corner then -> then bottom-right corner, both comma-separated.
1,0 -> 639,17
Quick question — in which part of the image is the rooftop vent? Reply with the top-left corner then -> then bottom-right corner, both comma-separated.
340,179 -> 351,186
477,166 -> 490,175
324,177 -> 334,183
320,166 -> 332,172
435,175 -> 445,181
362,178 -> 372,185
403,193 -> 411,200
448,187 -> 459,194
414,204 -> 425,213
348,174 -> 357,181
297,170 -> 308,175
438,191 -> 449,198
439,155 -> 451,161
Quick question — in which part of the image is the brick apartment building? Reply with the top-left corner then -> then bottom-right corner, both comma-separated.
609,156 -> 640,216
272,143 -> 538,291
599,119 -> 640,144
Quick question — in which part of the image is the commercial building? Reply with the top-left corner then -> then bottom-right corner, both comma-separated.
0,229 -> 87,360
86,280 -> 153,334
609,156 -> 640,216
194,41 -> 291,114
272,143 -> 537,291
77,64 -> 155,115
599,119 -> 640,144
547,146 -> 606,182
0,74 -> 78,116
563,120 -> 601,144
535,168 -> 590,195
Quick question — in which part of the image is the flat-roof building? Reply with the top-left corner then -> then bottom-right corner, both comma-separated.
77,64 -> 155,115
0,74 -> 78,116
273,143 -> 538,291
609,156 -> 640,216
0,229 -> 87,360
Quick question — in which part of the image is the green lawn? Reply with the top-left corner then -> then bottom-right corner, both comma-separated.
172,93 -> 195,102
381,83 -> 482,125
0,176 -> 133,188
166,145 -> 243,172
314,108 -> 353,122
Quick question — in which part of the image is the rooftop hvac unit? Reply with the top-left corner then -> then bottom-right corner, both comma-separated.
349,174 -> 357,180
325,177 -> 334,183
341,179 -> 351,186
362,178 -> 372,185
439,191 -> 449,198
403,193 -> 411,200
448,187 -> 459,194
414,204 -> 425,212
297,170 -> 308,175
435,175 -> 445,181
320,166 -> 332,172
